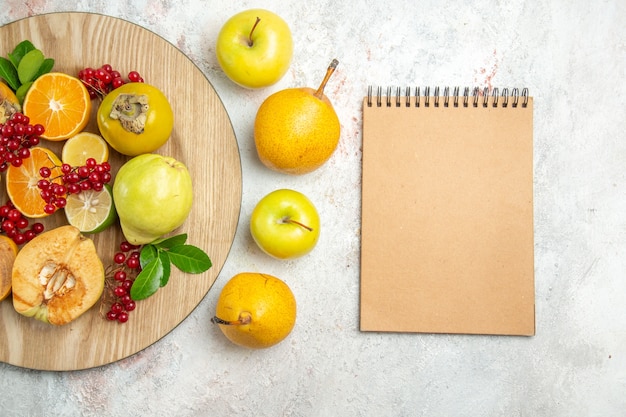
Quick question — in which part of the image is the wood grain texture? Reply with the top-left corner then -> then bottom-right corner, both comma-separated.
0,13 -> 242,371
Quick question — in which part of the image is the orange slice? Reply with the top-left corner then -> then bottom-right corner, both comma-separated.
6,147 -> 64,218
22,72 -> 91,141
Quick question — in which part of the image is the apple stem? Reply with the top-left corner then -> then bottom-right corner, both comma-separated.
211,314 -> 252,326
314,59 -> 339,99
248,17 -> 261,47
283,218 -> 313,232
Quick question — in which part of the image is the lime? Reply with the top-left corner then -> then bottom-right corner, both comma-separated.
64,184 -> 117,233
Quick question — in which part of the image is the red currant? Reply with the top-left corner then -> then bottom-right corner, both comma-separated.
39,167 -> 51,178
79,65 -> 146,98
114,270 -> 127,282
24,230 -> 36,241
121,279 -> 133,291
112,77 -> 124,89
120,241 -> 133,252
0,113 -> 42,171
113,252 -> 126,264
127,71 -> 142,82
113,286 -> 127,297
12,233 -> 25,245
7,209 -> 21,222
126,257 -> 140,269
117,312 -> 129,323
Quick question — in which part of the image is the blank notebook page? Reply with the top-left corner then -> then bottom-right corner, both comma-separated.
360,90 -> 535,336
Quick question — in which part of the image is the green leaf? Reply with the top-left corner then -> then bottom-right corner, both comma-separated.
130,257 -> 164,300
126,233 -> 211,302
139,244 -> 158,269
152,233 -> 188,248
0,57 -> 20,90
32,57 -> 54,79
17,49 -> 44,84
15,81 -> 32,104
8,40 -> 36,67
159,251 -> 171,287
167,244 -> 212,274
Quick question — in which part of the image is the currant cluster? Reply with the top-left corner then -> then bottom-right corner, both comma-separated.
0,112 -> 44,171
38,157 -> 112,214
104,241 -> 143,323
0,200 -> 45,245
78,64 -> 144,100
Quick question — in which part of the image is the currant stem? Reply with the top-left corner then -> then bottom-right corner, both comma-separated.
314,59 -> 339,99
248,17 -> 261,47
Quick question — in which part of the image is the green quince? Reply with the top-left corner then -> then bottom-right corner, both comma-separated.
113,153 -> 193,245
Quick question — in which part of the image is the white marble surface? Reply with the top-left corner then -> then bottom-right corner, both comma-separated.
1,0 -> 625,416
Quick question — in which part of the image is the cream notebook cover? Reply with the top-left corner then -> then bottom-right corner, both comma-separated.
360,87 -> 535,336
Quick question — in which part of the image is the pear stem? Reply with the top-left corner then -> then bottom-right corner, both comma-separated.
248,17 -> 261,47
314,59 -> 339,99
283,218 -> 313,232
211,314 -> 251,326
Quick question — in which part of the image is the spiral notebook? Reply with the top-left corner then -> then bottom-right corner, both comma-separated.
360,86 -> 535,336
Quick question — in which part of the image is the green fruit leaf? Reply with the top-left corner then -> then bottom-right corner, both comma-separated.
0,57 -> 20,91
130,256 -> 164,300
127,233 -> 211,302
8,40 -> 36,67
17,49 -> 44,84
15,81 -> 32,104
159,250 -> 171,287
152,233 -> 188,249
32,57 -> 54,79
139,244 -> 158,269
167,244 -> 212,274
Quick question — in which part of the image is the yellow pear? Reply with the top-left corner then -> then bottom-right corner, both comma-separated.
212,272 -> 296,348
254,59 -> 341,175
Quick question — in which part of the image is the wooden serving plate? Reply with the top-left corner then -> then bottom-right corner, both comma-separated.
0,12 -> 242,370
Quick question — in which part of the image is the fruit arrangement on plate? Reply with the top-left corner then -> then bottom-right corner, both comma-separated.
0,13 -> 243,371
0,40 -> 211,327
0,8 -> 343,360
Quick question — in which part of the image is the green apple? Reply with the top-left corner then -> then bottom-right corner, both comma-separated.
216,9 -> 293,88
250,189 -> 320,259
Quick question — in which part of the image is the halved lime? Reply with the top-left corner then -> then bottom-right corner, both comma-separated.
64,184 -> 117,234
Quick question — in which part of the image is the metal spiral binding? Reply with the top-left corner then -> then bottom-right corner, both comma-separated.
366,85 -> 529,108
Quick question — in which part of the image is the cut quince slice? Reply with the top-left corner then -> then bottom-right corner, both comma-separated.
12,225 -> 104,325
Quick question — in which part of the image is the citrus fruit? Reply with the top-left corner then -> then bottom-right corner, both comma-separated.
22,72 -> 91,141
212,272 -> 297,349
0,235 -> 18,301
61,132 -> 109,166
64,184 -> 117,234
6,146 -> 64,218
253,60 -> 341,175
0,81 -> 21,123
